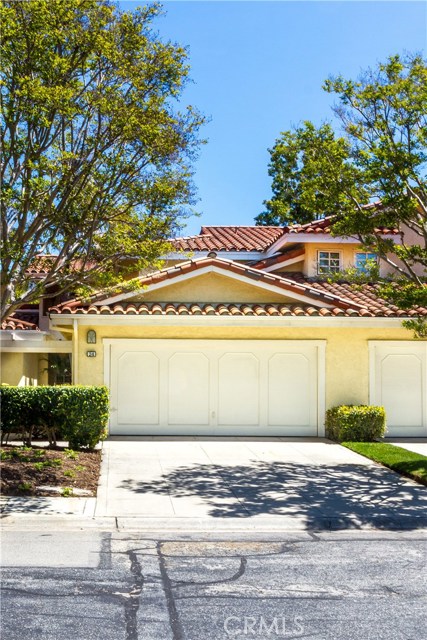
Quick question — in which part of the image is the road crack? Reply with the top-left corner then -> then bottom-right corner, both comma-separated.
157,542 -> 185,640
123,550 -> 144,640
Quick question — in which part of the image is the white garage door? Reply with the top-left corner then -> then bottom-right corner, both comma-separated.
370,341 -> 427,437
106,340 -> 324,436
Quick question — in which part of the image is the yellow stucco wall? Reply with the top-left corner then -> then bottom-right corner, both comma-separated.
1,352 -> 40,386
132,272 -> 295,303
73,322 -> 415,410
302,241 -> 402,278
305,242 -> 368,277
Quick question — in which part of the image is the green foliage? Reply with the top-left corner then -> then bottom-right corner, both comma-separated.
257,55 -> 427,327
0,385 -> 109,449
32,461 -> 46,471
18,482 -> 32,492
325,258 -> 380,284
0,387 -> 39,445
64,449 -> 79,460
325,405 -> 386,442
1,0 -> 205,321
63,470 -> 75,478
57,386 -> 109,450
259,55 -> 426,244
257,122 -> 369,227
61,487 -> 74,497
342,442 -> 427,486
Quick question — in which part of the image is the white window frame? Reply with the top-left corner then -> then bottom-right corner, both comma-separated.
317,250 -> 342,275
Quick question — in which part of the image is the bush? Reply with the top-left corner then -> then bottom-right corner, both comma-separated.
325,405 -> 386,442
57,386 -> 109,450
0,386 -> 38,445
0,386 -> 109,449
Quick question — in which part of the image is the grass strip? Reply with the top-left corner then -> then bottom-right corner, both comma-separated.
341,442 -> 427,487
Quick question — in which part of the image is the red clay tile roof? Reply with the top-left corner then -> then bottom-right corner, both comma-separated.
50,257 -> 365,313
1,316 -> 40,331
25,255 -> 57,275
288,216 -> 399,235
48,302 -> 369,318
49,257 -> 427,318
283,273 -> 427,317
172,217 -> 400,252
26,255 -> 97,276
173,226 -> 285,252
48,294 -> 427,318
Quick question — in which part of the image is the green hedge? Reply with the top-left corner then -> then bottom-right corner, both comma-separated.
0,386 -> 109,449
325,405 -> 386,442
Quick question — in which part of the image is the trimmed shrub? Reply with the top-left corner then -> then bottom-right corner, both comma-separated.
0,386 -> 36,445
57,386 -> 109,450
0,386 -> 109,449
31,386 -> 67,446
325,405 -> 386,442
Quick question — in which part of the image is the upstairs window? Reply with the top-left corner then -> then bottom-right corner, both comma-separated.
317,251 -> 341,274
355,252 -> 377,273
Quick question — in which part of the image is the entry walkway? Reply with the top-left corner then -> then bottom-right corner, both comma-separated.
94,437 -> 427,530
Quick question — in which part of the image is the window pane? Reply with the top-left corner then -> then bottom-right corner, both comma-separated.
318,251 -> 341,274
355,252 -> 377,272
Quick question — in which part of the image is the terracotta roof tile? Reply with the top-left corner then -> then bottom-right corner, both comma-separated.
25,255 -> 57,275
49,258 -> 427,319
287,212 -> 399,236
47,302 -> 364,317
51,257 -> 363,313
1,315 -> 40,331
282,273 -> 427,317
173,226 -> 285,252
48,294 -> 427,319
173,214 -> 400,253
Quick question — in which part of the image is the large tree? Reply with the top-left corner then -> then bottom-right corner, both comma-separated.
256,55 -> 427,304
0,0 -> 204,321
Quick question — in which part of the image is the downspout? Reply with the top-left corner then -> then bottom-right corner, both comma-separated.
72,319 -> 78,384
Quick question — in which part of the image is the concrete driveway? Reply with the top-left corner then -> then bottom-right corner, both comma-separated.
95,437 -> 427,530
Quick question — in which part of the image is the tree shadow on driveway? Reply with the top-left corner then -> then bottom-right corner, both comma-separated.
120,461 -> 427,530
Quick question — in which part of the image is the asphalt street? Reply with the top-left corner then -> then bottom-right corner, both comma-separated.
1,530 -> 426,640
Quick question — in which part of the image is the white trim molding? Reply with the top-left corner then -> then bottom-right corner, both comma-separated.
0,341 -> 73,353
51,314 -> 410,329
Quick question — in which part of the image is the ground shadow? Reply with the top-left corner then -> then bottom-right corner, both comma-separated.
120,461 -> 427,529
0,497 -> 82,515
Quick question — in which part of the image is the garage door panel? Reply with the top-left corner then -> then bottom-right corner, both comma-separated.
116,351 -> 159,425
381,354 -> 423,428
371,342 -> 427,437
108,340 -> 322,435
218,352 -> 259,426
168,353 -> 210,425
268,353 -> 312,426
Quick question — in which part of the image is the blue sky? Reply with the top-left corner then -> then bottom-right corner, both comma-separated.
119,1 -> 426,235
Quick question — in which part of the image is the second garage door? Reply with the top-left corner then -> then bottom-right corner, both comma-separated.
106,339 -> 324,436
370,341 -> 427,437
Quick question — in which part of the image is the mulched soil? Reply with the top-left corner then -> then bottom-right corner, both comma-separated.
0,444 -> 102,497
